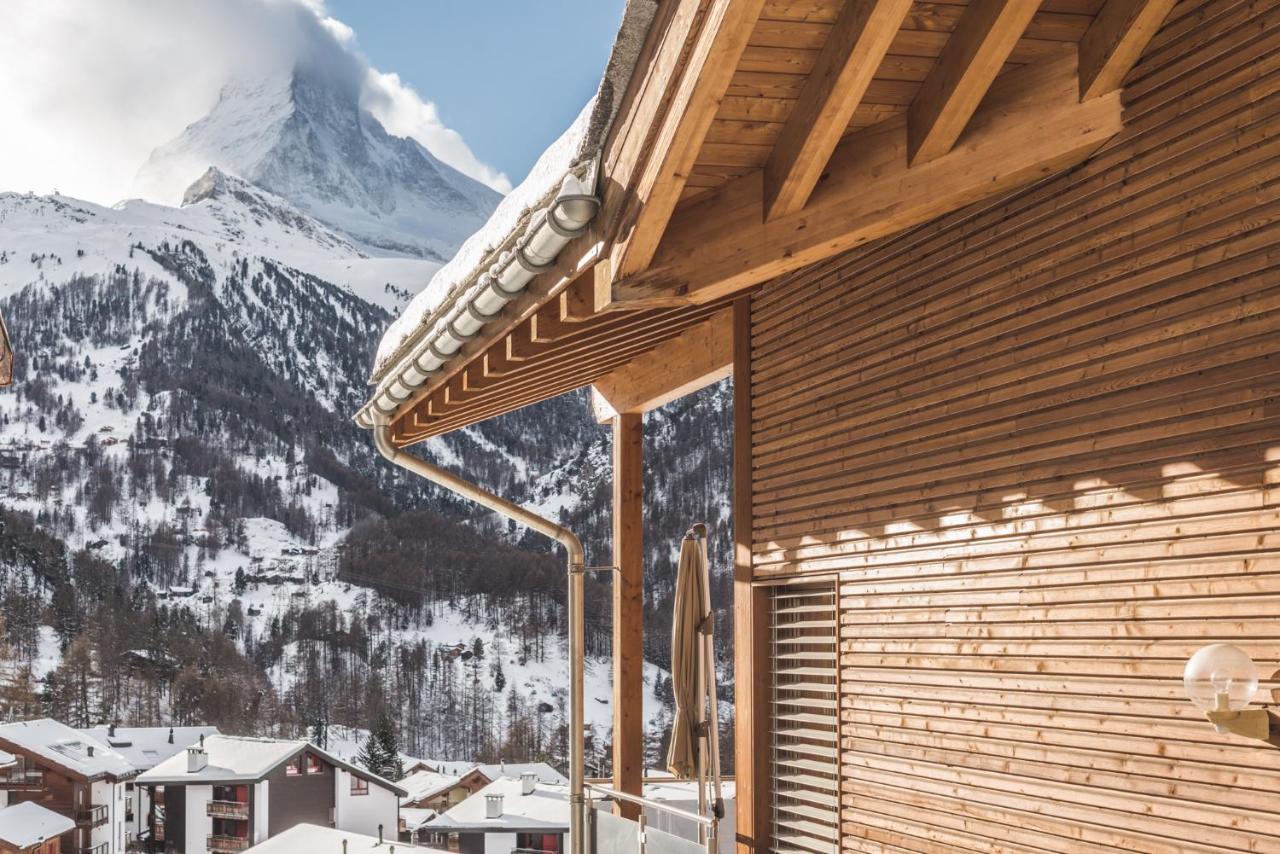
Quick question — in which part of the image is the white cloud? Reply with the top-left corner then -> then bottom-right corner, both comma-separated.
0,0 -> 508,205
363,70 -> 512,194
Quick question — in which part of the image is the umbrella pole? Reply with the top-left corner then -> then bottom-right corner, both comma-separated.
698,529 -> 724,853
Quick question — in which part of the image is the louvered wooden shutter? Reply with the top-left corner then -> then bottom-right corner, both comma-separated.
769,583 -> 840,854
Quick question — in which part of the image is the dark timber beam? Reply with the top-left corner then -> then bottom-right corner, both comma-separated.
907,0 -> 1041,165
1078,0 -> 1178,101
609,47 -> 1123,309
609,0 -> 768,280
763,0 -> 913,220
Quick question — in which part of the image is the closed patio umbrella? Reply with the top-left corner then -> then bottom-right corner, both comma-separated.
0,310 -> 11,387
666,524 -> 724,843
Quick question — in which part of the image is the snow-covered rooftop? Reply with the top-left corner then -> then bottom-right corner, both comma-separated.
0,719 -> 135,780
80,725 -> 219,773
368,0 -> 658,385
0,801 -> 76,848
0,748 -> 14,767
245,823 -> 414,853
399,769 -> 461,805
426,760 -> 567,786
401,807 -> 437,833
427,776 -> 570,833
137,735 -> 304,784
137,735 -> 405,796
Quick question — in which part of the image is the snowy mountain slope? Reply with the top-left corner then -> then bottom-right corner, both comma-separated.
0,170 -> 438,314
134,68 -> 501,262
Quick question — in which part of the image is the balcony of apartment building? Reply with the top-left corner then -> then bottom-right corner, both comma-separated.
73,843 -> 108,854
0,763 -> 45,790
207,834 -> 251,853
74,804 -> 109,829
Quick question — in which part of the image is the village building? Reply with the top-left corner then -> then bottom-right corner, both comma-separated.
0,802 -> 75,854
0,719 -> 134,854
80,725 -> 218,846
359,1 -> 1280,851
424,773 -> 569,854
136,735 -> 403,854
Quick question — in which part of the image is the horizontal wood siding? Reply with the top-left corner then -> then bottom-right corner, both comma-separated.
748,0 -> 1280,851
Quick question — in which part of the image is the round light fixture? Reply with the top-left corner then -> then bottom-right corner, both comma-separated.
1184,643 -> 1259,713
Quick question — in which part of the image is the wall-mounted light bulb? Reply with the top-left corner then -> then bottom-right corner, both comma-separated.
1185,644 -> 1258,716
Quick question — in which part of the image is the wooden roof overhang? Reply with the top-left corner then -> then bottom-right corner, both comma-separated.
383,0 -> 1174,448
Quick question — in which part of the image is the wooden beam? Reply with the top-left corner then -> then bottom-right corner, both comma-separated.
907,0 -> 1040,166
1078,0 -> 1178,101
609,47 -> 1122,309
763,0 -> 914,220
731,297 -> 769,853
592,310 -> 734,422
612,412 -> 644,820
609,0 -> 768,280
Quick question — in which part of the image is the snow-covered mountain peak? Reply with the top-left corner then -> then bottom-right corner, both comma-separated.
133,64 -> 502,262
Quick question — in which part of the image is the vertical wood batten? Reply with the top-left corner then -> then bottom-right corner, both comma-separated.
747,1 -> 1280,850
611,412 -> 644,819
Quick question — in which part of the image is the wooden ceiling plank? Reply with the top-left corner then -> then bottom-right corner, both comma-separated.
763,0 -> 915,220
610,46 -> 1123,309
610,0 -> 769,281
403,315 -> 721,436
907,0 -> 1042,166
1078,0 -> 1178,101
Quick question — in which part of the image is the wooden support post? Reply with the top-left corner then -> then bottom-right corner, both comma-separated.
732,297 -> 768,853
612,412 -> 644,819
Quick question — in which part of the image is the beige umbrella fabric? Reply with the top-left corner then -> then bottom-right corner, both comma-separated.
0,310 -> 11,387
666,531 -> 708,779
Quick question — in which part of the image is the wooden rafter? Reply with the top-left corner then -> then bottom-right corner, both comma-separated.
1078,0 -> 1178,101
392,303 -> 727,443
609,47 -> 1122,309
907,0 -> 1041,166
763,0 -> 913,220
607,0 -> 768,281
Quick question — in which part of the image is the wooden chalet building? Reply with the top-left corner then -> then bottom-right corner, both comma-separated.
359,0 -> 1280,852
0,720 -> 134,854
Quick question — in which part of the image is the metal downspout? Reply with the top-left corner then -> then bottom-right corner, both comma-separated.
372,423 -> 588,854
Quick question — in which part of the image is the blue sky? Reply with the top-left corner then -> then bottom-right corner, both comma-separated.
328,0 -> 628,186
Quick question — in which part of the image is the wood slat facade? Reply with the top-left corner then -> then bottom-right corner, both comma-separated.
744,1 -> 1280,850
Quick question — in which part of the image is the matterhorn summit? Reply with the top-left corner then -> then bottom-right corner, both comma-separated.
134,64 -> 501,261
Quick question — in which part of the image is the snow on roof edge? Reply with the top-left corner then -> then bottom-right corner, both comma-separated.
368,0 -> 659,384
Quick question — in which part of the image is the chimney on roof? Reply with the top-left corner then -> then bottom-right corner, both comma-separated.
168,727 -> 174,745
521,772 -> 536,796
108,723 -> 116,738
187,744 -> 208,773
87,745 -> 94,758
485,793 -> 504,819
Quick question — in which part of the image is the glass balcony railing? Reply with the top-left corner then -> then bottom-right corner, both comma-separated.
584,784 -> 719,854
0,767 -> 45,789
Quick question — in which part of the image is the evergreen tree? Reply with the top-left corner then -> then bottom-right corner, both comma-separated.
373,713 -> 404,780
357,729 -> 388,776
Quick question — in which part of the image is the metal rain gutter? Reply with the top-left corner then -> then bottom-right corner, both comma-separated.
358,171 -> 601,429
371,422 -> 590,854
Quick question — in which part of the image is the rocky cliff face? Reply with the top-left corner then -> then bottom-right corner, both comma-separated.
134,66 -> 501,261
